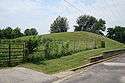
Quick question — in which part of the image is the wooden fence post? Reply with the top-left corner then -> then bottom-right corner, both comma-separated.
94,40 -> 97,49
73,41 -> 75,52
23,42 -> 25,62
85,41 -> 87,50
101,41 -> 105,48
8,43 -> 11,66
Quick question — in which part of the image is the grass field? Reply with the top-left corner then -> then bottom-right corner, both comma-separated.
18,32 -> 125,74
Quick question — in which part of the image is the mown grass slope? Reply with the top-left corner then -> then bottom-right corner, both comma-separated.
19,32 -> 125,74
43,32 -> 124,48
16,32 -> 124,49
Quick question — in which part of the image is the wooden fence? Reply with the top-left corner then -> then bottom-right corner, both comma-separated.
0,39 -> 106,66
0,42 -> 25,67
34,40 -> 105,60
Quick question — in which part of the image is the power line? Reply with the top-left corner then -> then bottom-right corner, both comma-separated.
63,0 -> 83,14
103,0 -> 122,27
63,0 -> 103,29
103,0 -> 118,19
113,0 -> 121,15
112,0 -> 123,26
111,0 -> 122,18
100,0 -> 114,27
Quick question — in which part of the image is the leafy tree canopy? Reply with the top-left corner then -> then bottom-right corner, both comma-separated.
0,27 -> 38,39
24,28 -> 38,36
107,26 -> 125,43
50,16 -> 69,33
74,15 -> 106,35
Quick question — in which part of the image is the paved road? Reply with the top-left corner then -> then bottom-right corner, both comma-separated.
0,67 -> 57,83
59,53 -> 125,83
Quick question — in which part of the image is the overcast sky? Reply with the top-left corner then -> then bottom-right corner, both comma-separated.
0,0 -> 125,34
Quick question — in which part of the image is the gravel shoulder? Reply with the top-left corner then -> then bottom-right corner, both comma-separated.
0,67 -> 58,83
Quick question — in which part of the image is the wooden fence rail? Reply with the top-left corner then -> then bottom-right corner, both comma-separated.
0,42 -> 25,67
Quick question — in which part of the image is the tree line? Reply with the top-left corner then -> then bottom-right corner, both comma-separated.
50,15 -> 106,35
0,15 -> 125,43
0,27 -> 38,39
50,15 -> 125,43
107,26 -> 125,43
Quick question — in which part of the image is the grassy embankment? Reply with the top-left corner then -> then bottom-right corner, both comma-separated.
18,32 -> 125,74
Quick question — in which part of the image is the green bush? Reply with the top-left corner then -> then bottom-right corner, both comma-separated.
23,37 -> 105,62
24,36 -> 41,61
41,37 -> 54,59
61,41 -> 71,56
41,38 -> 75,60
29,52 -> 44,64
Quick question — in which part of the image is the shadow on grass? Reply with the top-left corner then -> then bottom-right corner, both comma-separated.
32,60 -> 47,65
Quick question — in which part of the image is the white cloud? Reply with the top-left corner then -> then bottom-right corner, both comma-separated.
0,0 -> 125,34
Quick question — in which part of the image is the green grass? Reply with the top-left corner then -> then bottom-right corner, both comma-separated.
43,32 -> 102,41
18,32 -> 125,74
16,32 -> 124,53
20,47 -> 125,74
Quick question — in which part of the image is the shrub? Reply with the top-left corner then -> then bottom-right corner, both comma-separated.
61,41 -> 71,56
24,36 -> 41,61
41,37 -> 54,59
41,38 -> 72,59
29,52 -> 44,64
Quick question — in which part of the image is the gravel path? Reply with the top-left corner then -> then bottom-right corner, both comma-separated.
0,67 -> 58,83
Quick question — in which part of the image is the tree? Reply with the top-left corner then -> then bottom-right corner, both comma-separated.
0,29 -> 2,39
107,28 -> 114,39
3,27 -> 13,39
50,16 -> 69,33
30,28 -> 38,35
13,27 -> 23,38
107,26 -> 125,43
0,27 -> 24,39
92,19 -> 106,35
24,28 -> 38,36
24,29 -> 31,36
74,15 -> 106,35
0,27 -> 38,39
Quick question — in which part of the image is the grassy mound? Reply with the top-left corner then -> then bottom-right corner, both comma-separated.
43,32 -> 124,48
18,32 -> 125,74
17,31 -> 124,50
